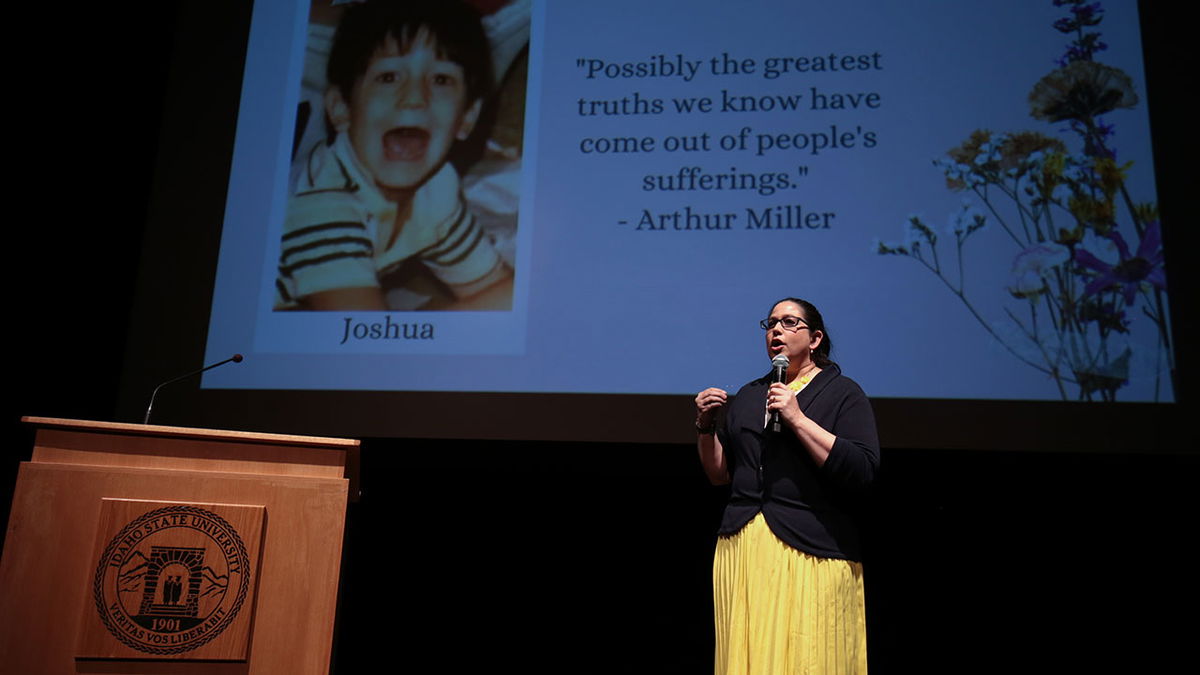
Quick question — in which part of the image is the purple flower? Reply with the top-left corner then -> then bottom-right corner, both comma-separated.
1052,1 -> 1108,64
1075,221 -> 1166,303
1054,4 -> 1102,33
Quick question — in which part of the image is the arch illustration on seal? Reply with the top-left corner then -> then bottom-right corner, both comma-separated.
92,505 -> 252,656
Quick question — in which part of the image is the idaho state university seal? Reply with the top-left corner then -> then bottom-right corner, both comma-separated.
92,505 -> 251,655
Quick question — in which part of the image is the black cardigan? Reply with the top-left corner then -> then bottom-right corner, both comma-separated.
716,364 -> 879,561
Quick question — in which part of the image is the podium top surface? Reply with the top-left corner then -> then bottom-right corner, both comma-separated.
22,416 -> 360,450
21,417 -> 359,481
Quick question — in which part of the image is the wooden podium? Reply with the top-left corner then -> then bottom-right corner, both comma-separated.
0,417 -> 358,674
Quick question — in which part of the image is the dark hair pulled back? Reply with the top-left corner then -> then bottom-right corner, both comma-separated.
772,297 -> 834,368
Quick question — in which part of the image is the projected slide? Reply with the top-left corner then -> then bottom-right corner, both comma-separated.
205,0 -> 1172,403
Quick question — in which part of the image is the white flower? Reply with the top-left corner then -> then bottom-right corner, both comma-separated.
1078,229 -> 1119,266
903,214 -> 932,248
1050,182 -> 1072,204
1009,243 -> 1070,296
945,200 -> 986,238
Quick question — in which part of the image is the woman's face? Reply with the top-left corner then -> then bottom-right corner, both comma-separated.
764,301 -> 821,364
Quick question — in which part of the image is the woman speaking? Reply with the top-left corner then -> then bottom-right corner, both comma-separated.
695,298 -> 879,674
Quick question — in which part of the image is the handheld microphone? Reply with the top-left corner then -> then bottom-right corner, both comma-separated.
769,353 -> 789,432
143,354 -> 243,424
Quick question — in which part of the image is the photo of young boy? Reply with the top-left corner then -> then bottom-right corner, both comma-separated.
275,0 -> 527,311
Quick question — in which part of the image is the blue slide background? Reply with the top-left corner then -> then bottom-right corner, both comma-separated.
204,0 -> 1170,402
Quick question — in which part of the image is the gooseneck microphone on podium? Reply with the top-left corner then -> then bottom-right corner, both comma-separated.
769,353 -> 789,433
143,354 -> 244,424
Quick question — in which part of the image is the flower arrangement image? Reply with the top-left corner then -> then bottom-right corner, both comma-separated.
875,0 -> 1170,401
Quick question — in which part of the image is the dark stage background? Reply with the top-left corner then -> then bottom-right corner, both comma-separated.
5,2 -> 1196,673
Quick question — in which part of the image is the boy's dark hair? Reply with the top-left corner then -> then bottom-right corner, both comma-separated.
327,0 -> 493,106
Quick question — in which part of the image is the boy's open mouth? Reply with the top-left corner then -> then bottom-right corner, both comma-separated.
382,127 -> 429,161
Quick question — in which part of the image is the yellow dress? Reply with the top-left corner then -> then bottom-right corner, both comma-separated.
712,374 -> 868,674
713,513 -> 867,675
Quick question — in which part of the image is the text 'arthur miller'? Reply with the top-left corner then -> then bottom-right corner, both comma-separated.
634,204 -> 836,231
